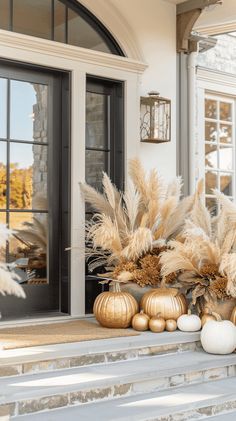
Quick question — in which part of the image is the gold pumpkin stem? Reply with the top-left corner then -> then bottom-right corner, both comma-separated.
111,280 -> 121,293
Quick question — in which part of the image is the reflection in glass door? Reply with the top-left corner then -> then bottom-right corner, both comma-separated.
0,77 -> 49,283
0,62 -> 70,319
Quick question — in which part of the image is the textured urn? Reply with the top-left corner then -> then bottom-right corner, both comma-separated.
230,307 -> 236,325
201,298 -> 236,320
140,288 -> 188,320
93,291 -> 139,328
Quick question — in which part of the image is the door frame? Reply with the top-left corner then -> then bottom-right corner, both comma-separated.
0,29 -> 146,317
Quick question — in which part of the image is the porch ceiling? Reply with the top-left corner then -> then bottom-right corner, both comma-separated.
194,0 -> 236,34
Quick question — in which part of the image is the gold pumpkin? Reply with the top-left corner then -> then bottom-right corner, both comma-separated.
132,310 -> 150,331
93,289 -> 138,328
230,307 -> 236,325
166,319 -> 177,332
140,288 -> 187,320
201,308 -> 217,327
149,313 -> 166,333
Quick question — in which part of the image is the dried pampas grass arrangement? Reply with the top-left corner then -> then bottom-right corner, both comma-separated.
160,181 -> 236,310
81,156 -> 236,309
0,224 -> 26,298
81,158 -> 193,286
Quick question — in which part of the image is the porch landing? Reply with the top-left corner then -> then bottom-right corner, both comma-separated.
0,322 -> 236,420
0,323 -> 200,375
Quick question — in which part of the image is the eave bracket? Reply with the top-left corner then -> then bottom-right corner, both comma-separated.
177,0 -> 222,53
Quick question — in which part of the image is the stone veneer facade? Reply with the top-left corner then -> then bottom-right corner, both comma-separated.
197,33 -> 236,75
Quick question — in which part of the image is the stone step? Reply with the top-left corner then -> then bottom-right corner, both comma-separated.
0,330 -> 200,377
207,412 -> 236,420
12,377 -> 236,420
0,350 -> 235,417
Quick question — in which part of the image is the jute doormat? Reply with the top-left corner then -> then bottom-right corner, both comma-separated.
0,320 -> 139,350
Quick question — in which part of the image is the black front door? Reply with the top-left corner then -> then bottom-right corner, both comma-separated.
0,61 -> 70,319
85,76 -> 124,313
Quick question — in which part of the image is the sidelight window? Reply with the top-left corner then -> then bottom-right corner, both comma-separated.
204,94 -> 235,214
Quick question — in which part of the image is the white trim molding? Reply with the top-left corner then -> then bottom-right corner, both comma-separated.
197,67 -> 236,93
195,22 -> 236,36
0,30 -> 147,74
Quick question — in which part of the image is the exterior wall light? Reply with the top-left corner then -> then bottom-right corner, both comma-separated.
140,91 -> 171,143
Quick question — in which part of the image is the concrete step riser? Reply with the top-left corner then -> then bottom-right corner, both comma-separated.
9,402 -> 236,421
0,341 -> 200,378
1,362 -> 235,417
145,400 -> 236,421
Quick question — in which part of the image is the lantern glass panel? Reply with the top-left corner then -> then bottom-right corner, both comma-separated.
140,95 -> 171,143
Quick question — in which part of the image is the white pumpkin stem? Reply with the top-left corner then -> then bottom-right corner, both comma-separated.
187,309 -> 192,315
212,311 -> 221,321
204,307 -> 213,315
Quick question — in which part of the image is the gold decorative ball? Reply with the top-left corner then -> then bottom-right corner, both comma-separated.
141,288 -> 187,320
166,319 -> 177,332
201,312 -> 217,327
149,315 -> 166,333
132,311 -> 150,331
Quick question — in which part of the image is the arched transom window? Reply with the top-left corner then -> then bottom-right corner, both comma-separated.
0,0 -> 124,55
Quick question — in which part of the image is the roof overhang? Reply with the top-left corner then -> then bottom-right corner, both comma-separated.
194,0 -> 236,35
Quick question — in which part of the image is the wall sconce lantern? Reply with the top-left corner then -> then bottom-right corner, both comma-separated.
140,91 -> 171,143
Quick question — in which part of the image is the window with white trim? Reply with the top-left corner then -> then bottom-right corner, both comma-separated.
204,93 -> 235,213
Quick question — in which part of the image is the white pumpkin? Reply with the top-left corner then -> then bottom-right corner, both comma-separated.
201,317 -> 236,355
177,310 -> 201,332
